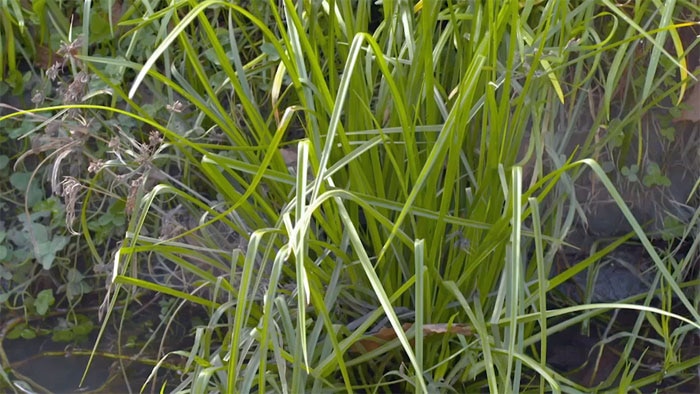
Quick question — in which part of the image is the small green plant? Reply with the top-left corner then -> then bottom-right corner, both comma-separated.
5,322 -> 49,340
34,289 -> 55,316
622,164 -> 640,182
642,162 -> 672,187
51,315 -> 94,343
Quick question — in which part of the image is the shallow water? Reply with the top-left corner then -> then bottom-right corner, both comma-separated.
1,300 -> 190,393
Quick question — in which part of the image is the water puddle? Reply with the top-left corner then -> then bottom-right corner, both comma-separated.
1,298 -> 192,393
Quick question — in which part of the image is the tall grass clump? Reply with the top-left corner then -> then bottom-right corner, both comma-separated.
3,0 -> 700,392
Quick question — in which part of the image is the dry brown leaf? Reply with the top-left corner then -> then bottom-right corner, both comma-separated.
351,323 -> 472,354
676,81 -> 700,123
422,323 -> 472,336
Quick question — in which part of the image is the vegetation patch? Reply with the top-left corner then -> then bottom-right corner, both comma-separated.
1,0 -> 700,392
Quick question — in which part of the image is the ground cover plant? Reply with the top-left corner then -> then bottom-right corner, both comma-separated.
1,0 -> 700,392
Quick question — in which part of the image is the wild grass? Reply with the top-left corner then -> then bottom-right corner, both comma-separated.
2,0 -> 700,392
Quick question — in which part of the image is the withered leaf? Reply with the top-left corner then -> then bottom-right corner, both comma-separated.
676,81 -> 700,123
351,323 -> 472,353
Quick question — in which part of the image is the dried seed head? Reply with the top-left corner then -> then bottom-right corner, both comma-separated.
61,177 -> 82,235
148,130 -> 163,150
63,74 -> 87,104
76,70 -> 90,84
108,137 -> 120,150
125,176 -> 145,216
31,90 -> 45,105
88,159 -> 105,173
57,36 -> 84,62
166,100 -> 185,113
47,62 -> 62,80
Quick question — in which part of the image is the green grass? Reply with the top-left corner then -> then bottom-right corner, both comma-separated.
1,0 -> 700,392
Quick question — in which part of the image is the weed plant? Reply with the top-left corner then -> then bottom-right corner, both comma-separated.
2,0 -> 700,392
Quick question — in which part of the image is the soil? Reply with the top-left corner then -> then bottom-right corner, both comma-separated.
533,106 -> 700,391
